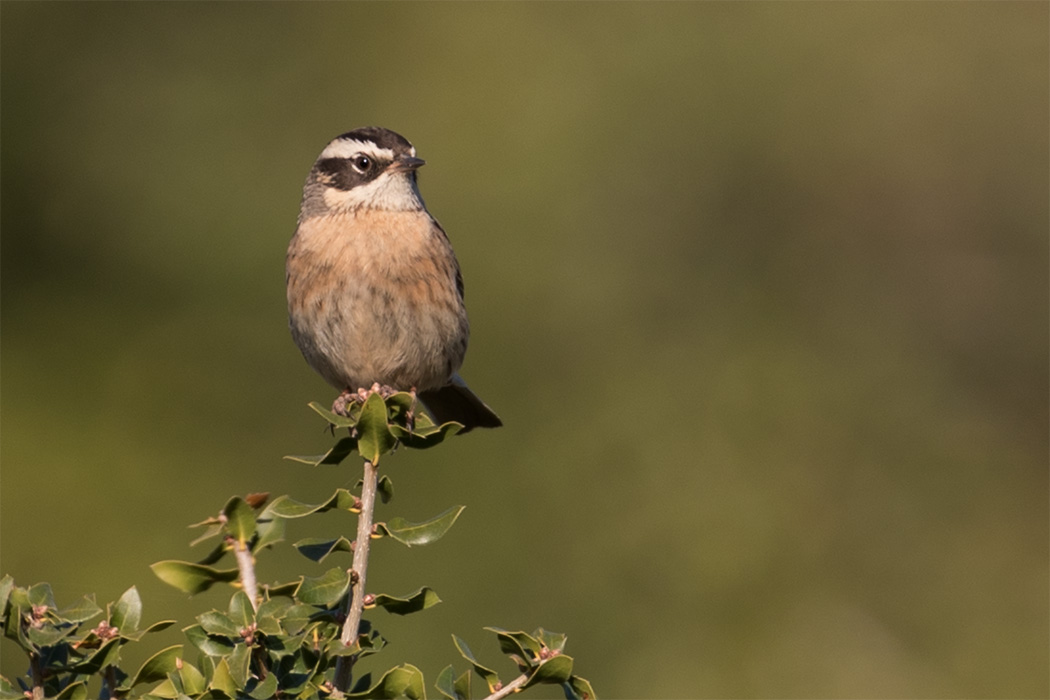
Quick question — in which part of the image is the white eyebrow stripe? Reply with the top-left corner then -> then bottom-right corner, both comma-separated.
319,139 -> 396,161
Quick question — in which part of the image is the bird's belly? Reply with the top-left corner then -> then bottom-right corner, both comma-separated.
287,213 -> 468,392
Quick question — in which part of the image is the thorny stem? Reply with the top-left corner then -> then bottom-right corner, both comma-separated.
333,459 -> 379,692
232,537 -> 258,611
481,673 -> 529,700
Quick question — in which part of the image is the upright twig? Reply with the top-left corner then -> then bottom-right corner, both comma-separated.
334,459 -> 379,691
231,538 -> 258,611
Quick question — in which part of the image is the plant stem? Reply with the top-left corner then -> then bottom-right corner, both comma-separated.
482,673 -> 529,700
232,539 -> 258,611
333,459 -> 378,691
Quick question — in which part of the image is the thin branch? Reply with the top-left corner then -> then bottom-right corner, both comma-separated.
333,459 -> 379,691
232,538 -> 258,611
482,673 -> 529,700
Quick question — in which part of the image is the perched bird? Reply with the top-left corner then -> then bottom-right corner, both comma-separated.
286,127 -> 502,432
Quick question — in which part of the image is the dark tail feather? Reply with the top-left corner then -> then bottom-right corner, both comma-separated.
419,375 -> 502,433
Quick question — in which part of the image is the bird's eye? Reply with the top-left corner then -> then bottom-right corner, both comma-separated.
350,155 -> 371,173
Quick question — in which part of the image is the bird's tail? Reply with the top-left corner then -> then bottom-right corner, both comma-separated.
419,375 -> 502,433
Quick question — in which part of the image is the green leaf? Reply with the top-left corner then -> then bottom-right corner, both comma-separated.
228,591 -> 255,629
285,437 -> 357,467
248,672 -> 279,699
0,575 -> 13,614
71,637 -> 122,674
452,635 -> 500,693
294,536 -> 354,563
209,657 -> 239,697
357,392 -> 397,464
435,665 -> 457,700
296,568 -> 351,607
54,680 -> 88,699
535,628 -> 568,654
454,669 -> 472,700
376,506 -> 465,547
151,561 -> 239,595
178,659 -> 208,695
567,675 -> 597,700
268,488 -> 359,518
223,497 -> 257,544
346,663 -> 425,699
398,421 -> 462,450
254,503 -> 287,551
371,587 -> 441,616
523,654 -> 574,688
377,475 -> 395,504
59,594 -> 103,624
435,666 -> 471,700
279,604 -> 315,636
184,623 -> 236,657
27,621 -> 74,647
129,645 -> 183,687
485,627 -> 542,666
307,401 -> 356,428
27,582 -> 55,608
227,642 -> 251,688
197,611 -> 239,637
256,597 -> 291,622
111,587 -> 142,633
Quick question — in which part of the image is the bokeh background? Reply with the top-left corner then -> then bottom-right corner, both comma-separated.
2,3 -> 1047,697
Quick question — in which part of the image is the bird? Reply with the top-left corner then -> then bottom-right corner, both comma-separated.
286,126 -> 502,432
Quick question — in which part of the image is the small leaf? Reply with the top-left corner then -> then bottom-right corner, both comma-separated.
209,657 -> 239,697
486,627 -> 542,665
227,642 -> 252,688
455,669 -> 472,700
151,561 -> 239,595
376,506 -> 465,547
307,401 -> 356,428
357,393 -> 396,464
435,665 -> 458,700
198,611 -> 239,637
129,645 -> 183,687
346,663 -> 425,699
184,623 -> 236,657
59,594 -> 103,624
228,591 -> 255,629
254,503 -> 287,551
568,675 -> 597,700
535,628 -> 568,654
294,536 -> 354,563
71,637 -> 121,674
435,665 -> 472,700
178,659 -> 208,695
268,489 -> 359,518
296,568 -> 351,607
248,672 -> 279,699
399,421 -> 462,449
141,619 -> 177,635
27,622 -> 74,647
223,497 -> 257,544
27,582 -> 55,608
523,654 -> 574,688
54,680 -> 88,699
285,437 -> 357,467
377,475 -> 395,504
371,587 -> 441,616
0,575 -> 13,614
452,635 -> 500,693
111,587 -> 142,633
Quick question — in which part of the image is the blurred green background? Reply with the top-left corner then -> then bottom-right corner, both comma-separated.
2,3 -> 1047,697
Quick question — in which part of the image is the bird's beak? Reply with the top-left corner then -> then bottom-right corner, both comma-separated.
393,155 -> 426,172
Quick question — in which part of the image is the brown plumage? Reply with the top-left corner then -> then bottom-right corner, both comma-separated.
286,127 -> 501,431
